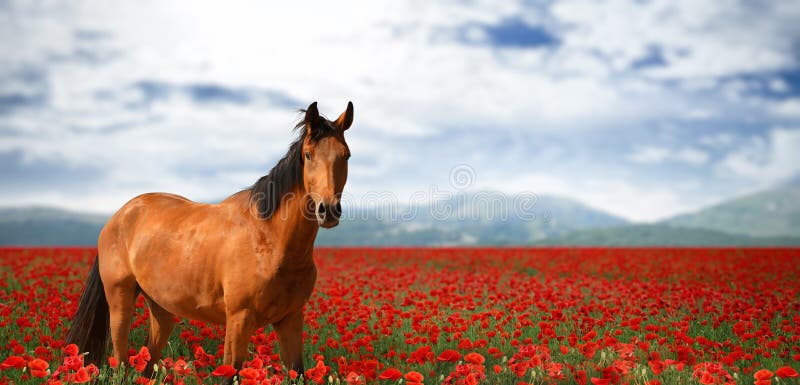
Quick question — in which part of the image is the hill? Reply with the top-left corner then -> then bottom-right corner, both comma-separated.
0,207 -> 106,246
536,224 -> 800,246
665,185 -> 800,237
0,193 -> 627,246
2,185 -> 799,246
316,193 -> 628,245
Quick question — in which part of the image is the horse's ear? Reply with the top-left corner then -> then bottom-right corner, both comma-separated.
334,101 -> 354,131
304,102 -> 319,125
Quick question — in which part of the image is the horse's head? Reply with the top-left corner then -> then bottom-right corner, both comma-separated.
301,101 -> 353,228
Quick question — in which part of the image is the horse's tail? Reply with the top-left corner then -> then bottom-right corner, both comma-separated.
65,255 -> 110,365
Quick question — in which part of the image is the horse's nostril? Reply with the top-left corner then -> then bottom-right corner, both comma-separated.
333,202 -> 342,217
317,203 -> 325,214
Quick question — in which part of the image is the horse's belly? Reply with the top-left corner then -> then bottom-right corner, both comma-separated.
137,274 -> 227,324
132,251 -> 228,325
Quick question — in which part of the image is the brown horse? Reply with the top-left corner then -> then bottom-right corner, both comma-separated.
65,101 -> 353,376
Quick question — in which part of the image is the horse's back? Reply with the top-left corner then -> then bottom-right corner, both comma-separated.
99,192 -> 196,248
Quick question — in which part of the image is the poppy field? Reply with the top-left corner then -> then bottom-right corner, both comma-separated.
1,247 -> 799,385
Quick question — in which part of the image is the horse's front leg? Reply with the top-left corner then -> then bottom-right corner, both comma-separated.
222,310 -> 257,385
274,310 -> 305,374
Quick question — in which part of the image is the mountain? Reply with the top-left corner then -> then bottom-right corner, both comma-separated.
0,193 -> 627,246
665,185 -> 800,237
2,185 -> 799,246
0,207 -> 106,246
315,193 -> 627,245
536,224 -> 800,246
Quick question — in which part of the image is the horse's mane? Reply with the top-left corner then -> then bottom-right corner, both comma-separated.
247,111 -> 335,219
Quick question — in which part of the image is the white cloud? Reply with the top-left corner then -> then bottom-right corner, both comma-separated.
629,146 -> 670,164
551,0 -> 800,79
0,0 -> 799,222
629,146 -> 708,165
487,172 -> 707,222
716,127 -> 800,187
675,147 -> 709,165
699,133 -> 734,148
769,78 -> 790,93
769,99 -> 800,118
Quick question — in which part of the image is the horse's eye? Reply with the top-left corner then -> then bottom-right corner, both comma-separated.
345,153 -> 351,160
304,152 -> 311,160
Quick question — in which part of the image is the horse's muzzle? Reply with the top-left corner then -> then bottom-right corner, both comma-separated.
316,200 -> 341,228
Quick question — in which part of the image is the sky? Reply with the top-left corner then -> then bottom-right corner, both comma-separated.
1,0 -> 799,222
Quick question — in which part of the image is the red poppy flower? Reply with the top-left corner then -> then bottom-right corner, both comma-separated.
755,369 -> 773,380
86,364 -> 99,377
305,360 -> 327,384
0,356 -> 26,370
135,347 -> 151,362
108,356 -> 119,368
574,370 -> 587,385
173,359 -> 191,376
700,371 -> 715,385
776,367 -> 798,378
404,371 -> 424,382
239,367 -> 259,380
378,368 -> 402,380
135,376 -> 155,385
345,372 -> 363,385
63,344 -> 80,357
63,354 -> 84,371
580,342 -> 598,359
211,364 -> 237,377
70,367 -> 90,383
28,358 -> 48,378
649,360 -> 665,375
590,378 -> 610,385
437,349 -> 462,362
129,353 -> 149,373
464,352 -> 485,365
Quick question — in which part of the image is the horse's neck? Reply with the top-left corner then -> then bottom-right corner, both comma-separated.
228,188 -> 318,265
268,190 -> 319,259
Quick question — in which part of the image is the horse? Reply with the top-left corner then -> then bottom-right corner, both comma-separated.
65,101 -> 354,378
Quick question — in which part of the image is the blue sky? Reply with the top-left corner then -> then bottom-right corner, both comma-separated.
1,0 -> 799,221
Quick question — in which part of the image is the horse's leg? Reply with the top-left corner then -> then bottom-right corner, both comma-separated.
105,279 -> 138,368
143,298 -> 176,376
220,310 -> 256,385
273,310 -> 305,374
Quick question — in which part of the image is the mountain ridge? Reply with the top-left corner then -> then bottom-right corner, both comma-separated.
1,185 -> 798,246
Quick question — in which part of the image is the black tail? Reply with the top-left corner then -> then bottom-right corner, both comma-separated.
65,256 -> 110,365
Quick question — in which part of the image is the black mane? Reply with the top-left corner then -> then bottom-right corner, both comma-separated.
247,111 -> 334,219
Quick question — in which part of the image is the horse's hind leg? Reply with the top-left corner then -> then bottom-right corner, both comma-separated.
144,298 -> 176,375
105,278 -> 139,367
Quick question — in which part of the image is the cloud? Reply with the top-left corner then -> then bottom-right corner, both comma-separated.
769,99 -> 800,118
630,45 -> 668,70
487,171 -> 707,222
551,0 -> 800,79
698,133 -> 734,148
459,17 -> 560,48
716,127 -> 800,188
629,146 -> 708,165
0,0 -> 798,222
122,80 -> 301,109
629,146 -> 670,164
0,149 -> 103,194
